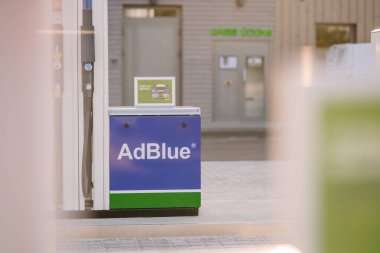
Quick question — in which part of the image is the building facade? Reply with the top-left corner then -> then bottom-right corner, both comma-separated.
276,0 -> 380,61
108,0 -> 380,130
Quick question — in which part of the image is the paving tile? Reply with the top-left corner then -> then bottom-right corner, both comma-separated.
58,235 -> 288,252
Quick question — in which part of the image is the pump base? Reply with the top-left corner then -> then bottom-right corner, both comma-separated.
57,208 -> 199,219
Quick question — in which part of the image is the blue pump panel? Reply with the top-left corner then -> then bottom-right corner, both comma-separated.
109,115 -> 201,192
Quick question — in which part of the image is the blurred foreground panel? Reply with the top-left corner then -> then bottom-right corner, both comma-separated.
273,45 -> 380,253
0,1 -> 55,253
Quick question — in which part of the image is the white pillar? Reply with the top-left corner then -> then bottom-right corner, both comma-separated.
371,29 -> 380,79
62,0 -> 81,211
93,0 -> 109,210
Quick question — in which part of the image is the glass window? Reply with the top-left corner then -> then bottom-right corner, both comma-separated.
154,8 -> 177,17
219,56 -> 238,70
125,7 -> 178,18
244,56 -> 265,119
316,24 -> 356,48
125,8 -> 150,18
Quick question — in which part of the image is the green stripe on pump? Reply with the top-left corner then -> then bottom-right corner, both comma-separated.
110,192 -> 201,209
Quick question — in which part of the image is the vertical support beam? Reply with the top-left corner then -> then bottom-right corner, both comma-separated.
93,0 -> 109,210
77,0 -> 85,211
62,0 -> 80,211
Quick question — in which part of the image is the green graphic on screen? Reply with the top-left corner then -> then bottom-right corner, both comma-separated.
137,79 -> 173,104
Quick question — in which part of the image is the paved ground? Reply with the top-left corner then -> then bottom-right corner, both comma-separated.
58,235 -> 288,252
57,128 -> 290,252
58,161 -> 291,252
201,132 -> 281,161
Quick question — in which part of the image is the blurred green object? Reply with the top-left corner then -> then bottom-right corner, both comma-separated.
320,100 -> 380,253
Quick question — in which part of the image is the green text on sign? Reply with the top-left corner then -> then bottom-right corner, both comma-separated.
209,27 -> 273,37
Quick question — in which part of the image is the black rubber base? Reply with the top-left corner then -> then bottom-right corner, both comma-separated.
57,208 -> 199,219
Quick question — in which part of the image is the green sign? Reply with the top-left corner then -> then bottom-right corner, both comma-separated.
209,27 -> 273,37
134,77 -> 175,106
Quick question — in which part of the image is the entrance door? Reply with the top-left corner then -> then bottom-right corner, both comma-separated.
123,7 -> 180,105
214,41 -> 268,122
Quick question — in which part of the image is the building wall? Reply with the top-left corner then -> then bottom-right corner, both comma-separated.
108,0 -> 276,122
275,0 -> 380,59
109,0 -> 380,125
268,0 -> 380,123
